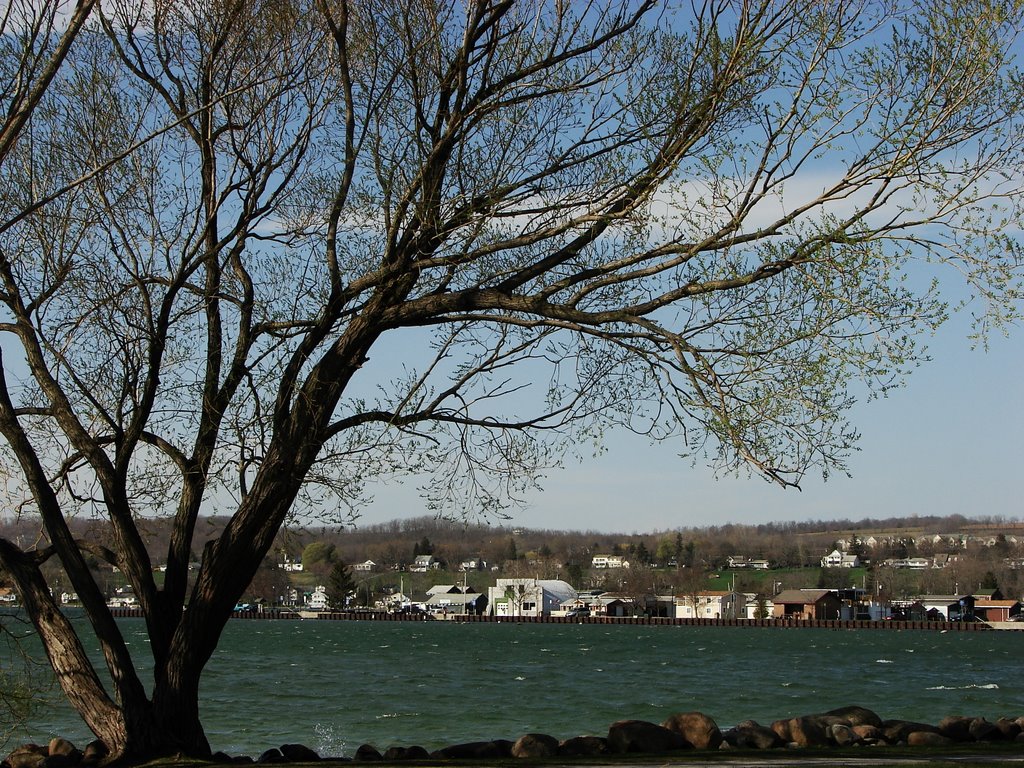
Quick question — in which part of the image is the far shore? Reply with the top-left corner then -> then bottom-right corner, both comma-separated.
96,606 -> 1018,630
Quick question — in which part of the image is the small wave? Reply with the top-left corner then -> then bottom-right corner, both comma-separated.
514,676 -> 525,681
781,682 -> 792,687
378,645 -> 390,648
926,683 -> 999,691
313,723 -> 346,758
876,659 -> 894,664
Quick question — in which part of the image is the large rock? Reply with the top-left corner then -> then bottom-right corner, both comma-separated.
882,720 -> 940,744
41,739 -> 81,768
3,745 -> 47,768
46,740 -> 79,762
279,744 -> 320,762
938,715 -> 1002,742
723,722 -> 784,750
969,718 -> 1003,741
431,740 -> 513,759
938,715 -> 974,741
821,706 -> 883,728
783,716 -> 831,748
829,724 -> 856,747
996,717 -> 1021,740
907,731 -> 954,747
662,711 -> 722,750
852,724 -> 883,743
557,736 -> 608,757
511,734 -> 559,758
607,720 -> 691,754
353,745 -> 382,762
381,746 -> 429,761
256,748 -> 286,764
770,718 -> 791,743
80,742 -> 107,766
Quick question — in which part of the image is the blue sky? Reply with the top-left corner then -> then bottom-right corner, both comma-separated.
358,316 -> 1024,533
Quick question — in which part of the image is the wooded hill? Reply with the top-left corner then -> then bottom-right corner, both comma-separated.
3,513 -> 1022,604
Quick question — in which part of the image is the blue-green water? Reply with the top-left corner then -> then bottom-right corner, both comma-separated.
8,619 -> 1024,757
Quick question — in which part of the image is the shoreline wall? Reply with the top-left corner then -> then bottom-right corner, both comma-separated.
105,606 -> 998,630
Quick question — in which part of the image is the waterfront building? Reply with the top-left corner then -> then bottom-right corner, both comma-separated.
488,578 -> 576,617
771,589 -> 843,620
674,590 -> 744,620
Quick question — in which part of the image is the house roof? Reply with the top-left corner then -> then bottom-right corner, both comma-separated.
674,590 -> 736,599
773,589 -> 836,605
425,593 -> 483,608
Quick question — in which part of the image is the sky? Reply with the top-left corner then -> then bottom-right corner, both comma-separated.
357,317 -> 1024,534
5,2 -> 1024,539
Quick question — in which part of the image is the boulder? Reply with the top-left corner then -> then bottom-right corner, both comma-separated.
3,745 -> 48,768
882,720 -> 939,744
46,740 -> 79,763
851,724 -> 883,743
969,718 -> 1003,742
662,711 -> 723,750
431,740 -> 513,759
511,734 -> 559,758
381,746 -> 429,761
829,724 -> 856,747
821,706 -> 883,728
723,722 -> 784,750
938,715 -> 974,742
785,716 -> 831,748
353,745 -> 382,762
557,736 -> 608,757
607,720 -> 691,754
279,744 -> 320,762
996,717 -> 1021,740
256,748 -> 286,763
907,731 -> 954,747
80,742 -> 107,766
770,718 -> 791,743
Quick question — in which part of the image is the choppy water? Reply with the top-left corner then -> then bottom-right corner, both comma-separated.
7,618 -> 1024,756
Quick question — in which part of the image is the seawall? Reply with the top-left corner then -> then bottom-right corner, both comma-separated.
105,606 -> 998,629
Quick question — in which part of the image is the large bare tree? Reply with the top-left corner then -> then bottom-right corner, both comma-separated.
1,0 -> 1023,760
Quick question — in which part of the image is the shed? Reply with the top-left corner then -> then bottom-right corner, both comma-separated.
771,589 -> 842,620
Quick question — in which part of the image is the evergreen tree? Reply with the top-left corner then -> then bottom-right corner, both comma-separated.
326,561 -> 357,609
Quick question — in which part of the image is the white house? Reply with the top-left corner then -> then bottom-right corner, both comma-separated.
488,578 -> 577,617
353,560 -> 377,572
410,554 -> 440,572
821,549 -> 861,568
591,554 -> 630,569
459,555 -> 486,571
727,556 -> 770,570
675,591 -> 743,620
281,556 -> 303,572
307,585 -> 330,611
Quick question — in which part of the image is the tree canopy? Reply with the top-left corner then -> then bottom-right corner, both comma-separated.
0,0 -> 1022,761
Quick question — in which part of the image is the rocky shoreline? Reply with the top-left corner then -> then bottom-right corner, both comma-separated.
5,706 -> 1024,766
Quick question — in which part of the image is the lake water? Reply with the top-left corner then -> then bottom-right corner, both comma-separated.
7,618 -> 1024,757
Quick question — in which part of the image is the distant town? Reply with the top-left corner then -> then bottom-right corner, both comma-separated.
3,512 -> 1023,626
